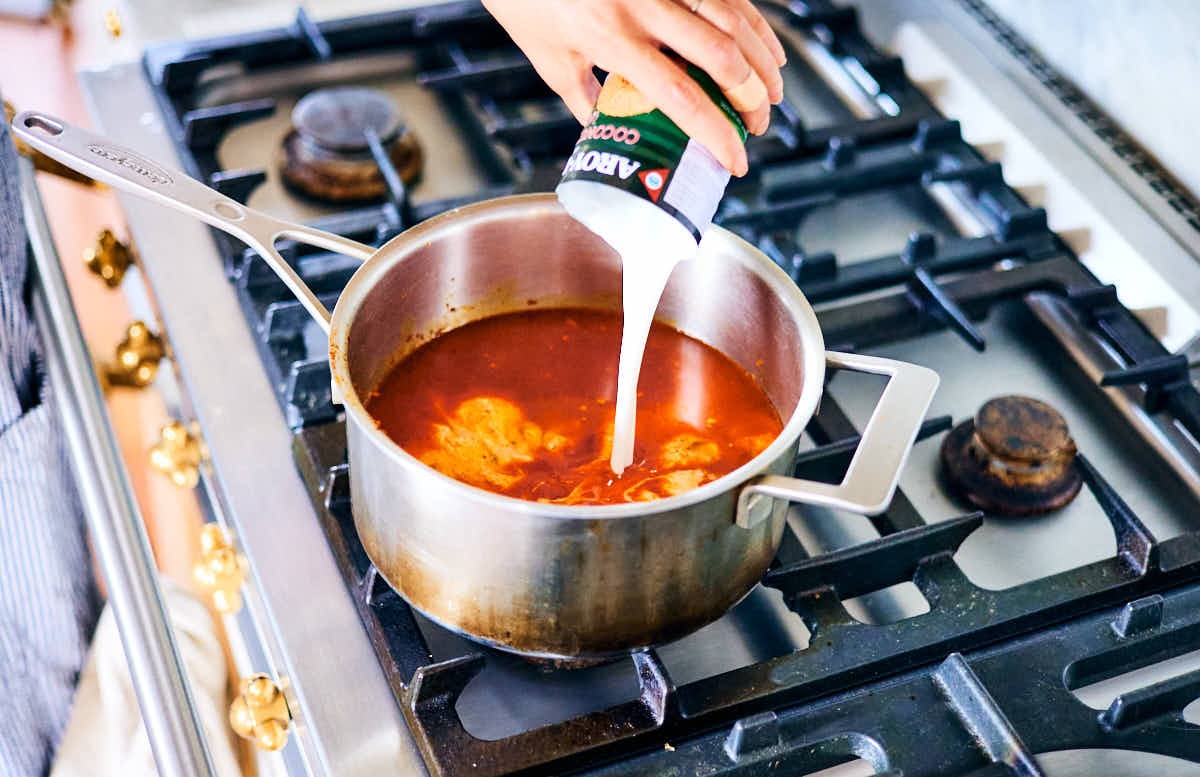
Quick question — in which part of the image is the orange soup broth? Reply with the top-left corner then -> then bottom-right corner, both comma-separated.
366,309 -> 784,504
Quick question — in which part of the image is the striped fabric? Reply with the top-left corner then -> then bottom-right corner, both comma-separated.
0,115 -> 100,775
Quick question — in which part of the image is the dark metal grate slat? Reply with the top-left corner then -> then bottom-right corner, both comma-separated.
146,1 -> 1200,775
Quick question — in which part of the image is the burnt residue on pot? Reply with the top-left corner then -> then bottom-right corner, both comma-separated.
940,395 -> 1082,516
357,505 -> 782,661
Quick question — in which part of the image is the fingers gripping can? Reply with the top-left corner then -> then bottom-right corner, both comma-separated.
556,68 -> 748,248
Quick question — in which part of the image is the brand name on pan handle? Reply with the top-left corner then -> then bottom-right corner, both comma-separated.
87,143 -> 174,186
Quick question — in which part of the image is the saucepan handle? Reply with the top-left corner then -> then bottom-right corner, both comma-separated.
10,111 -> 375,335
736,351 -> 939,529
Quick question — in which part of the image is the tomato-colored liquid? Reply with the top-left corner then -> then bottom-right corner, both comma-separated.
366,309 -> 783,504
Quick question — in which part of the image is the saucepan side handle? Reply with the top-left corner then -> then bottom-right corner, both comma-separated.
10,111 -> 375,335
736,351 -> 939,529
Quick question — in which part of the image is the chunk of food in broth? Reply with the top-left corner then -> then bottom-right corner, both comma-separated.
420,397 -> 543,490
624,469 -> 710,502
660,433 -> 721,468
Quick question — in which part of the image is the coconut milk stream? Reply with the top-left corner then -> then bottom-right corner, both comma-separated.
557,71 -> 746,474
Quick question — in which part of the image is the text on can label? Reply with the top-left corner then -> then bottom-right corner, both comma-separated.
578,123 -> 641,144
563,150 -> 642,180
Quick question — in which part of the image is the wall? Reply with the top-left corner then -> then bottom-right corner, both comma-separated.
983,0 -> 1200,199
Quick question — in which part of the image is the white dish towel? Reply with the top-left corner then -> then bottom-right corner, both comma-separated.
50,578 -> 242,777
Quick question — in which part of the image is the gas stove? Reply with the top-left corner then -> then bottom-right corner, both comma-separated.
76,1 -> 1200,776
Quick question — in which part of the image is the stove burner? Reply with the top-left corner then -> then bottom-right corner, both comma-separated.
293,86 -> 403,150
940,395 -> 1082,516
280,87 -> 422,201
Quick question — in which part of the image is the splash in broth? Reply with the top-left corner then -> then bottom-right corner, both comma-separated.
366,309 -> 783,505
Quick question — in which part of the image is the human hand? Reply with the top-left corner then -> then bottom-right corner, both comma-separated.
482,0 -> 786,176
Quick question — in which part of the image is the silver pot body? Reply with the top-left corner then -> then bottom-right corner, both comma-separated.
15,118 -> 936,661
332,195 -> 824,659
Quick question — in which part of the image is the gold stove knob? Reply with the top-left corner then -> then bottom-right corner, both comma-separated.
46,0 -> 72,26
103,321 -> 164,388
149,421 -> 206,488
229,674 -> 291,751
193,524 -> 247,614
104,7 -> 122,37
84,229 -> 134,287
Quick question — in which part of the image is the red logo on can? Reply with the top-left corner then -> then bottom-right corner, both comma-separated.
639,168 -> 669,202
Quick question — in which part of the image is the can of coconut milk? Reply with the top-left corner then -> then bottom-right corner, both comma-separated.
556,67 -> 747,245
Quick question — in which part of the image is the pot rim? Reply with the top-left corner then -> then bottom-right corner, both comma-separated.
327,193 -> 826,520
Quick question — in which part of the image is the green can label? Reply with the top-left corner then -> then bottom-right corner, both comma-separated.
558,66 -> 747,240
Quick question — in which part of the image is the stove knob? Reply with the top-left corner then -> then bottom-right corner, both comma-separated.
193,524 -> 247,614
149,421 -> 206,489
84,229 -> 134,287
102,321 -> 164,388
104,8 -> 122,37
45,0 -> 71,26
229,674 -> 291,751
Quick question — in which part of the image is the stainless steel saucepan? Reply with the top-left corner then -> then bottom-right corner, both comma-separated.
14,111 -> 938,661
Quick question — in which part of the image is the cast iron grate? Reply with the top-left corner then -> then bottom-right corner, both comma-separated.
142,0 -> 1093,430
143,1 -> 1200,775
291,302 -> 1200,775
589,584 -> 1200,776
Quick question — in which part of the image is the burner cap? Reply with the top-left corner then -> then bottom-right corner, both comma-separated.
940,395 -> 1082,516
280,87 -> 422,202
292,87 -> 402,151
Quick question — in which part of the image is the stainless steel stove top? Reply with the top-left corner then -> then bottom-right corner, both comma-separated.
76,2 -> 1200,776
833,298 -> 1196,589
